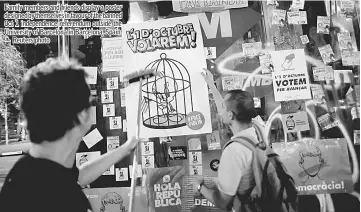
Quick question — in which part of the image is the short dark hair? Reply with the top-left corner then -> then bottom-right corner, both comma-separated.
225,90 -> 257,123
20,58 -> 91,144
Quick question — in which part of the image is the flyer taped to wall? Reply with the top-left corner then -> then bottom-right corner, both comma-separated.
272,138 -> 353,195
122,15 -> 211,138
102,37 -> 124,73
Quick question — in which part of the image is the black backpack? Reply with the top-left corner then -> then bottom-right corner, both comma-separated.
224,136 -> 298,212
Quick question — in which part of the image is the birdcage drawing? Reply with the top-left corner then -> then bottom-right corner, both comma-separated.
141,53 -> 194,129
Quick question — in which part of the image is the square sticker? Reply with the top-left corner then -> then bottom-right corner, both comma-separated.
204,47 -> 216,59
141,155 -> 155,169
103,104 -> 115,117
319,45 -> 335,64
313,66 -> 334,81
116,168 -> 129,181
189,151 -> 202,166
110,116 -> 122,130
106,77 -> 119,90
317,16 -> 330,34
189,165 -> 203,176
281,111 -> 310,133
101,91 -> 113,104
188,138 -> 201,151
206,131 -> 221,150
141,141 -> 154,155
107,136 -> 120,152
82,128 -> 103,149
102,165 -> 115,175
300,35 -> 309,44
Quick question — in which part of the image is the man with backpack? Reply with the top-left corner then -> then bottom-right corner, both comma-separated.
194,71 -> 298,212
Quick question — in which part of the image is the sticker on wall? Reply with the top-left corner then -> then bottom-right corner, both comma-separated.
319,44 -> 335,64
76,151 -> 101,167
189,165 -> 202,176
107,136 -> 120,152
188,138 -> 201,151
310,84 -> 326,103
337,32 -> 353,52
340,0 -> 355,18
103,104 -> 115,117
189,151 -> 202,166
168,146 -> 187,160
287,11 -> 307,25
300,35 -> 309,44
82,128 -> 103,149
120,88 -> 126,107
341,51 -> 360,66
103,165 -> 115,175
102,37 -> 123,72
259,53 -> 273,74
123,119 -> 127,132
281,111 -> 310,133
242,42 -> 262,57
209,159 -> 220,172
317,16 -> 330,34
101,91 -> 113,104
272,9 -> 286,25
109,116 -> 122,130
206,131 -> 221,150
116,168 -> 129,181
141,141 -> 154,156
129,164 -> 143,178
142,155 -> 155,169
313,66 -> 334,81
317,113 -> 340,131
204,47 -> 216,59
83,67 -> 97,85
254,97 -> 261,108
106,77 -> 119,90
281,100 -> 306,114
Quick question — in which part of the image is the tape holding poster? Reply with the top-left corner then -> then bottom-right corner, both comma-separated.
273,139 -> 353,195
146,166 -> 185,212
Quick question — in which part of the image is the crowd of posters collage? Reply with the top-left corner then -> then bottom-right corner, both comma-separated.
76,1 -> 357,211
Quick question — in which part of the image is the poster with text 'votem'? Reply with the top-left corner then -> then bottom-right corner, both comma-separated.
122,15 -> 211,139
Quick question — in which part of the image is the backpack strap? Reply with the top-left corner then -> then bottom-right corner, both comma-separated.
223,136 -> 259,152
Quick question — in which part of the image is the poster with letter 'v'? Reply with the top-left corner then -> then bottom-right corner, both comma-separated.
122,15 -> 211,138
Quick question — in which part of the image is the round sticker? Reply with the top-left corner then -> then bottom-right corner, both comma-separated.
186,111 -> 205,130
210,159 -> 220,172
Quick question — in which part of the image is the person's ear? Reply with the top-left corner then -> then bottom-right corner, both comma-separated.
228,111 -> 234,120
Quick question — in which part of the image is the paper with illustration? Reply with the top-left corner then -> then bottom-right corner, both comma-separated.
122,15 -> 211,138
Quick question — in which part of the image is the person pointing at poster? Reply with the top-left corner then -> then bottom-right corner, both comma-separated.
0,58 -> 140,212
193,69 -> 259,211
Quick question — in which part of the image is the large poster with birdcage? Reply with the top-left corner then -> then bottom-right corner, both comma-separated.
122,15 -> 212,138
